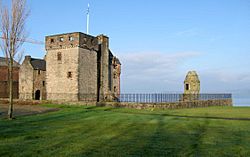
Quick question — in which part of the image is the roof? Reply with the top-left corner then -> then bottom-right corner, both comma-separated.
30,58 -> 46,71
114,57 -> 121,65
0,57 -> 20,67
184,71 -> 200,82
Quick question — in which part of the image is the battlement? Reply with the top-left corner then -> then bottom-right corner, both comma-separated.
45,32 -> 99,51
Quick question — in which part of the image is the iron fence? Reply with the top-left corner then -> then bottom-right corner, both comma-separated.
8,92 -> 232,103
117,93 -> 232,103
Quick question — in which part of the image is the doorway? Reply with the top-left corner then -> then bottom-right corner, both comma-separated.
35,90 -> 40,100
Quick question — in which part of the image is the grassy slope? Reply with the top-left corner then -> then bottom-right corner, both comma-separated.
0,105 -> 250,157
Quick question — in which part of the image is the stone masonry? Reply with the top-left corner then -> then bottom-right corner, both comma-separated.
19,56 -> 46,100
0,57 -> 19,98
184,71 -> 200,94
45,32 -> 121,101
183,71 -> 200,101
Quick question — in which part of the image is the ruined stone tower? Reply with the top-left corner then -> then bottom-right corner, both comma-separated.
45,32 -> 121,101
184,71 -> 200,94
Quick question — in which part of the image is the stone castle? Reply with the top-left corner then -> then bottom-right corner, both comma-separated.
184,71 -> 200,94
183,70 -> 200,101
19,32 -> 121,102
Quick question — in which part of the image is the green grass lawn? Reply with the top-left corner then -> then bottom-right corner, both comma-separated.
0,105 -> 250,157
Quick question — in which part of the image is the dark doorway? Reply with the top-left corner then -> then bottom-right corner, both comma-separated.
35,90 -> 40,100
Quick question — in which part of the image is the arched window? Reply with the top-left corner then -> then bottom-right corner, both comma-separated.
57,52 -> 62,61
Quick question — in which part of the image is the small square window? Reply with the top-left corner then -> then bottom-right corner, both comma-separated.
50,38 -> 54,43
59,37 -> 64,42
67,72 -> 72,78
69,36 -> 74,41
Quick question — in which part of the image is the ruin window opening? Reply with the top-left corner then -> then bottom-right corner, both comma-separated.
38,70 -> 41,75
59,37 -> 64,42
67,72 -> 72,78
114,86 -> 117,92
69,36 -> 74,41
57,52 -> 62,61
42,81 -> 45,87
50,38 -> 54,43
185,84 -> 189,90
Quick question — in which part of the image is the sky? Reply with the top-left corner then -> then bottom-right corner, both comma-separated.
1,0 -> 250,95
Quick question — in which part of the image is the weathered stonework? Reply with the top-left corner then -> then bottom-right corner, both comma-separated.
19,56 -> 46,100
184,71 -> 200,94
0,57 -> 19,99
97,99 -> 233,109
0,67 -> 19,99
45,32 -> 121,101
183,71 -> 200,101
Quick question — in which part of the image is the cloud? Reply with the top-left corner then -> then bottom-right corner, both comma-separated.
199,69 -> 250,93
117,51 -> 201,92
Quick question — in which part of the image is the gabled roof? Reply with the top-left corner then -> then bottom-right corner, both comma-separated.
0,57 -> 20,67
30,58 -> 46,71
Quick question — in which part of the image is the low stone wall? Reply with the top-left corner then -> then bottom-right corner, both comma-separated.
0,98 -> 233,109
97,99 -> 233,109
0,99 -> 97,107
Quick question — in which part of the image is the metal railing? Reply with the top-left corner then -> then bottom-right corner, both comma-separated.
13,93 -> 232,103
117,93 -> 232,103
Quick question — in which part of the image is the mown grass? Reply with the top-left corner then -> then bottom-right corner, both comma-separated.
0,105 -> 250,157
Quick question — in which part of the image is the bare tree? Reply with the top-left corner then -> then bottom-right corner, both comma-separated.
0,0 -> 29,119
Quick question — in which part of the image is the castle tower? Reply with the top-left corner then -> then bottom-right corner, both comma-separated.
184,71 -> 200,94
97,35 -> 110,101
45,32 -> 99,101
45,32 -> 121,102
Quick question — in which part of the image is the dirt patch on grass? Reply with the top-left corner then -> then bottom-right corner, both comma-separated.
0,101 -> 59,118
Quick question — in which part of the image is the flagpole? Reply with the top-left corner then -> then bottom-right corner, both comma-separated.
87,3 -> 90,34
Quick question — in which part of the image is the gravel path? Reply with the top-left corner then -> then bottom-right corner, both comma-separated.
0,103 -> 59,118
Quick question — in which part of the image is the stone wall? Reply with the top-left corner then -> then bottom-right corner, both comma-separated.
46,47 -> 79,101
97,99 -> 233,109
111,57 -> 121,97
0,66 -> 19,98
97,35 -> 110,100
19,59 -> 33,100
184,71 -> 200,95
78,48 -> 97,101
45,32 -> 121,102
33,69 -> 46,100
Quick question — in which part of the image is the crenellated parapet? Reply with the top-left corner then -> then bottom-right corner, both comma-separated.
45,32 -> 99,51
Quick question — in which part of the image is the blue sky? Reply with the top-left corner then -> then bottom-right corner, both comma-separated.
1,0 -> 250,94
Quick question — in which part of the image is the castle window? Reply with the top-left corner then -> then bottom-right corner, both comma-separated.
185,84 -> 189,90
114,86 -> 117,92
69,36 -> 74,41
38,70 -> 41,75
50,38 -> 54,43
57,52 -> 62,61
59,37 -> 64,42
67,72 -> 72,78
113,73 -> 117,79
42,81 -> 45,87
